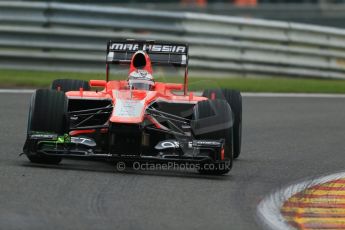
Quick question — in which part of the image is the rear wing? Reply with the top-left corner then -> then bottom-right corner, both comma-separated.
106,40 -> 188,67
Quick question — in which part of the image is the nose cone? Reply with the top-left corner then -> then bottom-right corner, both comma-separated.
110,90 -> 157,124
129,51 -> 153,75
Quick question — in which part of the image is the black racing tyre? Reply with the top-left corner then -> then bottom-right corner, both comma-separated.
51,79 -> 90,92
202,89 -> 242,159
25,89 -> 68,164
192,99 -> 233,175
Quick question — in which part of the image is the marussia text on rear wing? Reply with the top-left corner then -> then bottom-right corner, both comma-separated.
106,40 -> 188,66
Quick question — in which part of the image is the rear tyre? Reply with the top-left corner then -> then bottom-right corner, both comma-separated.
51,79 -> 90,92
202,89 -> 242,159
192,99 -> 233,175
25,89 -> 68,164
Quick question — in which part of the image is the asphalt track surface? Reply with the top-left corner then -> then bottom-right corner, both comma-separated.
1,93 -> 345,230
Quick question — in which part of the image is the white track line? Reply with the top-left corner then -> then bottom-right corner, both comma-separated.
0,89 -> 34,94
257,171 -> 345,230
1,89 -> 345,98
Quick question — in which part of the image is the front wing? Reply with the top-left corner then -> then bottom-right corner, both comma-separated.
23,133 -> 230,166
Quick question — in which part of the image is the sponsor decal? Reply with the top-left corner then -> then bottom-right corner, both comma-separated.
112,91 -> 146,117
110,43 -> 186,53
30,133 -> 58,140
193,140 -> 222,147
113,99 -> 144,117
155,139 -> 222,150
71,137 -> 96,147
155,140 -> 180,150
35,134 -> 70,145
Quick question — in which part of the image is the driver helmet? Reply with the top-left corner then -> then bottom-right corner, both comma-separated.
128,69 -> 154,91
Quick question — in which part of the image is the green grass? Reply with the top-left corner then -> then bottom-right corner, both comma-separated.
0,69 -> 105,88
1,69 -> 345,93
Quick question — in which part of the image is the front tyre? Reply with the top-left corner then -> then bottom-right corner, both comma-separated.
192,99 -> 233,175
24,89 -> 68,164
202,89 -> 242,159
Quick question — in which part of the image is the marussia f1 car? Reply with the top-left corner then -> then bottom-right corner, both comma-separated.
23,40 -> 242,175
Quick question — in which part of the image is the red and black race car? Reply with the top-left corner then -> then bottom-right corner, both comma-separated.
23,40 -> 242,175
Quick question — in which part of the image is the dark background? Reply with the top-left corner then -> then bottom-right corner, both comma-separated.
21,0 -> 345,28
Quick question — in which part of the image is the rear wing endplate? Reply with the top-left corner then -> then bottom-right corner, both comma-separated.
106,40 -> 188,67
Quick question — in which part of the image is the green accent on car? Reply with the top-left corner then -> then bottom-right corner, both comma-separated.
38,134 -> 71,145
